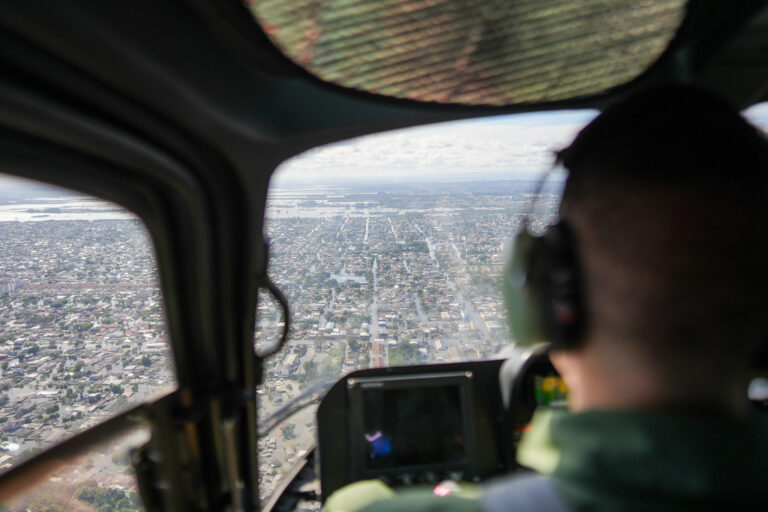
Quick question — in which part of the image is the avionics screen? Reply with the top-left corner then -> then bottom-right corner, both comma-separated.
361,385 -> 465,470
533,375 -> 568,408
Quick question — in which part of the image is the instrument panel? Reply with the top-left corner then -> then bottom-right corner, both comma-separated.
317,345 -> 560,499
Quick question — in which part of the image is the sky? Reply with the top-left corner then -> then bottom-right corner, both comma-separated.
272,110 -> 598,185
272,103 -> 768,185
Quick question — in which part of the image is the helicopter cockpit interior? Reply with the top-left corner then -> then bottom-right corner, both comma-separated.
0,1 -> 768,511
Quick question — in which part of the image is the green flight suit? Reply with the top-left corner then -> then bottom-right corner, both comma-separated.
326,409 -> 768,511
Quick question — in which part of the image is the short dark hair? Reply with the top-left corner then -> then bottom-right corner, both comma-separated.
560,85 -> 768,194
558,85 -> 768,368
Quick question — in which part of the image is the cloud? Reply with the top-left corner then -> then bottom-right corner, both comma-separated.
274,110 -> 597,183
274,101 -> 768,185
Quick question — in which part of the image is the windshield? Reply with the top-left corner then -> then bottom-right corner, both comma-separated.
256,110 -> 596,497
256,103 -> 768,497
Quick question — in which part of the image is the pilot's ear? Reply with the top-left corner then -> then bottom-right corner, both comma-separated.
549,351 -> 576,387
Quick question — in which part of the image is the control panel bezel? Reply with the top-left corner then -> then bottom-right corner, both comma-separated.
347,371 -> 477,483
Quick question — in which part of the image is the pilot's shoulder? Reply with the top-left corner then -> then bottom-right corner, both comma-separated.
359,493 -> 480,512
481,474 -> 568,512
323,479 -> 481,512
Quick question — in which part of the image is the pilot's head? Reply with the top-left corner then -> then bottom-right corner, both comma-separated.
548,86 -> 768,413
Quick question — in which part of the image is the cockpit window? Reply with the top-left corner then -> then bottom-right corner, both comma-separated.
743,101 -> 768,129
258,110 -> 596,496
0,176 -> 173,488
246,0 -> 686,106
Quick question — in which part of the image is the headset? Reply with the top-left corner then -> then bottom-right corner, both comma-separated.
503,167 -> 586,351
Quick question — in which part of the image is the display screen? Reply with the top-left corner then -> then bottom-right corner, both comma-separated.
533,375 -> 569,408
361,385 -> 465,470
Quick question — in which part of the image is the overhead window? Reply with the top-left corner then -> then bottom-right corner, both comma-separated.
246,0 -> 686,106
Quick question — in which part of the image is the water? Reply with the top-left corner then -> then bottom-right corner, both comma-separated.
387,217 -> 399,242
425,238 -> 438,268
329,263 -> 367,284
0,198 -> 134,222
369,258 -> 379,341
450,241 -> 467,266
413,293 -> 428,323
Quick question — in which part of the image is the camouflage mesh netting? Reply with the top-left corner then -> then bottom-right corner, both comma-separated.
247,0 -> 686,106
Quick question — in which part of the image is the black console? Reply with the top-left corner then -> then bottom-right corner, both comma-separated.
316,345 -> 562,500
317,359 -> 506,498
348,371 -> 475,485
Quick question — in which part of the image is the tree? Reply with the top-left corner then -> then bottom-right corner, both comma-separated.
302,360 -> 318,382
77,485 -> 142,512
281,423 -> 296,440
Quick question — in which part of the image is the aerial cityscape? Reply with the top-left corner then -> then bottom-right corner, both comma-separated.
0,177 -> 558,508
257,180 -> 559,497
0,188 -> 172,511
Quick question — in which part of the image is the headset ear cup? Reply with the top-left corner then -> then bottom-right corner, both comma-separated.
540,221 -> 585,349
504,221 -> 585,349
504,230 -> 547,346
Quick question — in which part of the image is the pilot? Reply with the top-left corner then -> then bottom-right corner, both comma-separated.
324,85 -> 768,511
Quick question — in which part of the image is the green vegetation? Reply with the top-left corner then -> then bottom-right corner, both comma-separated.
318,343 -> 345,377
391,241 -> 428,253
297,360 -> 317,386
281,423 -> 297,440
77,486 -> 142,512
470,274 -> 500,291
73,321 -> 94,332
388,339 -> 420,366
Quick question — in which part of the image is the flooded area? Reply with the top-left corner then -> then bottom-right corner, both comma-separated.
0,197 -> 133,222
